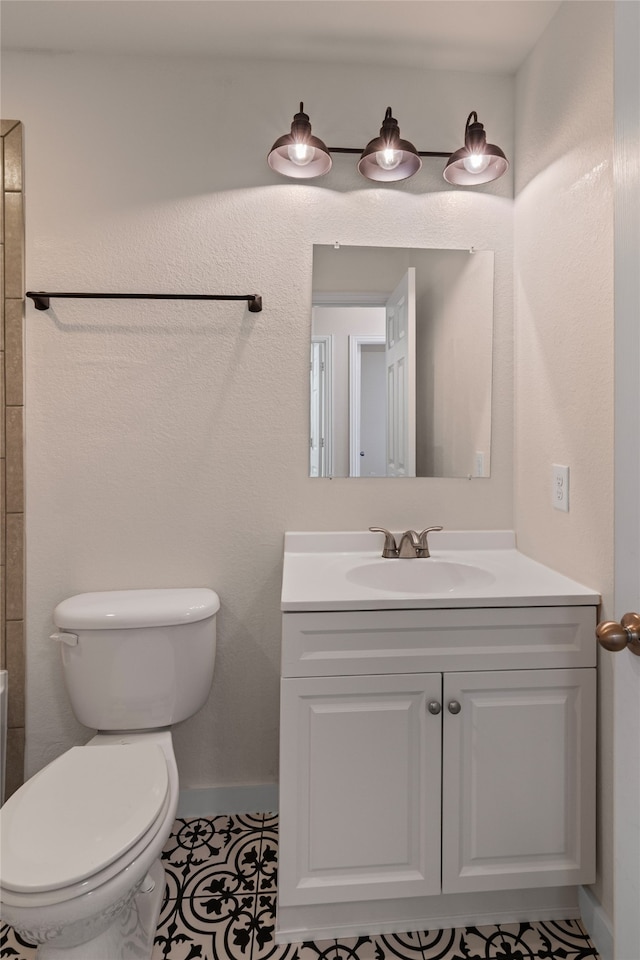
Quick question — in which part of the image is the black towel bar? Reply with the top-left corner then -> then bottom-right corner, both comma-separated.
26,291 -> 263,313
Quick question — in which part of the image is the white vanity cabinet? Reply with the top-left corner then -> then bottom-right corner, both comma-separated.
278,604 -> 597,939
441,667 -> 596,895
279,672 -> 443,905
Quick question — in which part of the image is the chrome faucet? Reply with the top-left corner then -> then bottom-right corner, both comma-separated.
397,530 -> 421,558
369,526 -> 444,559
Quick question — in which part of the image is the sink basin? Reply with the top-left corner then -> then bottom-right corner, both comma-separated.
344,559 -> 496,594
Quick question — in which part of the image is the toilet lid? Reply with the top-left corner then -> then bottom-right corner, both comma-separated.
0,744 -> 169,892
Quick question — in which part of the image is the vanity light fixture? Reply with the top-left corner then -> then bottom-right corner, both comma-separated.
267,105 -> 509,185
357,107 -> 421,183
442,111 -> 509,186
267,103 -> 332,179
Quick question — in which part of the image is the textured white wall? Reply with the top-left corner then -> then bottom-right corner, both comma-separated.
514,0 -> 614,920
1,52 -> 514,786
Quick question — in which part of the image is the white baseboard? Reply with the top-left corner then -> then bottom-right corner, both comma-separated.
579,886 -> 613,960
177,783 -> 278,819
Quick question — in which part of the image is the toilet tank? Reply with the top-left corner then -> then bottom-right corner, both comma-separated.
52,588 -> 220,731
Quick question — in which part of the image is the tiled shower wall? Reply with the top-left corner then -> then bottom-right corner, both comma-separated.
1,119 -> 25,800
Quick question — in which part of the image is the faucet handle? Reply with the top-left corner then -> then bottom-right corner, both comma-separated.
417,526 -> 444,558
369,527 -> 398,559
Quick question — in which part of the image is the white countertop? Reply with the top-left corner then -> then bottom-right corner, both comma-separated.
281,531 -> 601,612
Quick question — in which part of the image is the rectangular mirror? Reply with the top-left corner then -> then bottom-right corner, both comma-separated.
310,244 -> 494,479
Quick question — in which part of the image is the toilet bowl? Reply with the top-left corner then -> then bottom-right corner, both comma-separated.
0,587 -> 219,960
0,731 -> 178,959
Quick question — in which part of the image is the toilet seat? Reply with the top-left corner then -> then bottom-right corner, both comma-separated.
0,744 -> 169,895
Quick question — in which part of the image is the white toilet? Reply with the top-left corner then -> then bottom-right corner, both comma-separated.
0,587 -> 220,960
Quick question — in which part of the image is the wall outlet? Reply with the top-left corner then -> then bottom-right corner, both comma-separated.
474,451 -> 485,477
552,464 -> 570,512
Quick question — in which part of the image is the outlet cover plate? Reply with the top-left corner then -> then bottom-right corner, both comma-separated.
552,464 -> 570,512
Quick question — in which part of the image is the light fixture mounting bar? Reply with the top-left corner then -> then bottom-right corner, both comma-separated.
327,148 -> 450,158
326,148 -> 364,154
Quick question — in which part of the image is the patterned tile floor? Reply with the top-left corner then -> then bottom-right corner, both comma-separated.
1,813 -> 600,960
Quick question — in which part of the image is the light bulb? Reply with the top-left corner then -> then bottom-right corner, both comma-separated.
376,147 -> 402,171
287,142 -> 314,166
462,153 -> 491,175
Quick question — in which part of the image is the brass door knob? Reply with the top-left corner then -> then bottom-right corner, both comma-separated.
596,612 -> 640,656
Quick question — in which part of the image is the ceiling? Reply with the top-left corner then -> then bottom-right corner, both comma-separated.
0,0 -> 563,74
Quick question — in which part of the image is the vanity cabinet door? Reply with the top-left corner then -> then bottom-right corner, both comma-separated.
279,673 -> 442,906
441,668 -> 596,894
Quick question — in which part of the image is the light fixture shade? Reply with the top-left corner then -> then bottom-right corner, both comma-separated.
443,111 -> 509,185
357,108 -> 421,183
267,103 -> 332,179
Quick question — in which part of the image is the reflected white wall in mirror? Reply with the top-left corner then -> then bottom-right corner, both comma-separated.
311,245 -> 494,479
